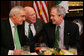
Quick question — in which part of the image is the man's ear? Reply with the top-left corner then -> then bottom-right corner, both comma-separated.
12,14 -> 16,19
60,14 -> 64,19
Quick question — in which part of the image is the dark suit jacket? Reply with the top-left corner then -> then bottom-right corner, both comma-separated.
24,18 -> 45,52
1,19 -> 26,55
42,20 -> 80,53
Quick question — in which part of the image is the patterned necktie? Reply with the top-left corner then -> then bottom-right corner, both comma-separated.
28,24 -> 33,40
54,25 -> 60,48
14,25 -> 21,49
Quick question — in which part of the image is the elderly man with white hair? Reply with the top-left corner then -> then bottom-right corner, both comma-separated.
24,6 -> 44,52
1,6 -> 26,55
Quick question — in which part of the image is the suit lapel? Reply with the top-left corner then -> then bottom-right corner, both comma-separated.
17,25 -> 24,46
47,22 -> 56,47
34,19 -> 43,35
34,23 -> 38,34
6,19 -> 14,49
51,24 -> 56,41
64,21 -> 70,49
51,24 -> 56,43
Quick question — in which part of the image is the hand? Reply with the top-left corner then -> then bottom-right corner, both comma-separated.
13,49 -> 23,55
69,48 -> 77,55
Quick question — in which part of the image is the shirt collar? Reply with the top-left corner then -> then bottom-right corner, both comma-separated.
60,20 -> 64,27
9,18 -> 15,28
56,20 -> 64,29
25,21 -> 33,26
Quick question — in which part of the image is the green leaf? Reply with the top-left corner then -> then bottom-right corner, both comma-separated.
56,1 -> 62,5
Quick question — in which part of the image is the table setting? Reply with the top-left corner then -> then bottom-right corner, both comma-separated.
21,43 -> 77,55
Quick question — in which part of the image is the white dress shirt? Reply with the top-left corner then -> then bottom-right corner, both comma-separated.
55,20 -> 65,49
25,21 -> 36,38
8,19 -> 16,55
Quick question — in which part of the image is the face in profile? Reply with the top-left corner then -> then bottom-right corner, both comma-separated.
50,9 -> 61,25
26,8 -> 36,23
13,10 -> 26,25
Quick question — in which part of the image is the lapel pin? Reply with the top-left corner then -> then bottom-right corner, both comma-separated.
67,33 -> 70,35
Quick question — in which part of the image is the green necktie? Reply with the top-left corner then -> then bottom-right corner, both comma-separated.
28,24 -> 33,40
14,25 -> 21,49
54,26 -> 60,48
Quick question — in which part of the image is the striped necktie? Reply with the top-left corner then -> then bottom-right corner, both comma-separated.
14,25 -> 21,49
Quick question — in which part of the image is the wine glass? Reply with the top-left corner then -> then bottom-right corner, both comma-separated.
22,45 -> 30,51
22,45 -> 30,55
40,43 -> 49,53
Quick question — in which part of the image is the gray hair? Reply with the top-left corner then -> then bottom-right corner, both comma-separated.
51,5 -> 66,16
9,6 -> 24,17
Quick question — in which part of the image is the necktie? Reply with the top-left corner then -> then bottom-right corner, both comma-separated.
14,25 -> 21,49
28,24 -> 33,40
54,25 -> 60,48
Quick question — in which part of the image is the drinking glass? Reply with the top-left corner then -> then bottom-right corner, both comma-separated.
40,43 -> 49,53
22,45 -> 30,55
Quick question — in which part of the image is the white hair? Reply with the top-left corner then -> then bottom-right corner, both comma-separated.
51,5 -> 66,16
9,6 -> 24,17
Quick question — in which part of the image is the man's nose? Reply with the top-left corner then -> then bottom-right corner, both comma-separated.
50,16 -> 52,20
34,14 -> 36,18
33,15 -> 36,19
23,17 -> 26,21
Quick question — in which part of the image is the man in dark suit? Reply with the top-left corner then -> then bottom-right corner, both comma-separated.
42,5 -> 80,54
24,6 -> 45,52
1,6 -> 26,55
